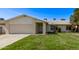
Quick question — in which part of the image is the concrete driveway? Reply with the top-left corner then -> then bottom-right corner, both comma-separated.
0,34 -> 30,49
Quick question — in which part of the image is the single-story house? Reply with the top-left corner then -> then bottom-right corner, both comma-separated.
0,14 -> 71,34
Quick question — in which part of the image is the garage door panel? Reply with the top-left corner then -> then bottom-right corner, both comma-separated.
9,24 -> 34,34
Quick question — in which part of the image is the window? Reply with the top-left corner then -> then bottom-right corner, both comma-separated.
50,25 -> 55,30
66,26 -> 71,30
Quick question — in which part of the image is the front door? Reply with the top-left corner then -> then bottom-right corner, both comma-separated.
0,27 -> 2,34
36,23 -> 43,34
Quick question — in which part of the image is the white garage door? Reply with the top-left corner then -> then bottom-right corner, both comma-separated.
9,24 -> 34,34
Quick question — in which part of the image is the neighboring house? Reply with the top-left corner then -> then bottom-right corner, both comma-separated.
0,14 -> 71,34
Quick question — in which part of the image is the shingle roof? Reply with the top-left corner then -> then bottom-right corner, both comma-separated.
48,20 -> 71,25
6,14 -> 47,23
4,14 -> 71,25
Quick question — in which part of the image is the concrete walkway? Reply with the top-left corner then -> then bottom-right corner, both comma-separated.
0,34 -> 30,49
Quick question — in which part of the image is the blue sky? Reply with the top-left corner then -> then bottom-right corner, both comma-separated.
0,8 -> 74,21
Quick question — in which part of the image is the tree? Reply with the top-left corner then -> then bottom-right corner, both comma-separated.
70,15 -> 76,32
53,18 -> 56,21
60,18 -> 65,21
44,18 -> 47,21
70,15 -> 75,24
70,8 -> 79,32
0,18 -> 4,20
73,8 -> 79,25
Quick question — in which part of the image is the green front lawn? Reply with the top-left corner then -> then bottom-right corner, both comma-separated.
1,33 -> 79,50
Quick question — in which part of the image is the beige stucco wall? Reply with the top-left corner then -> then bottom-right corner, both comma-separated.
6,16 -> 36,34
47,25 -> 51,32
57,25 -> 67,32
48,25 -> 68,32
